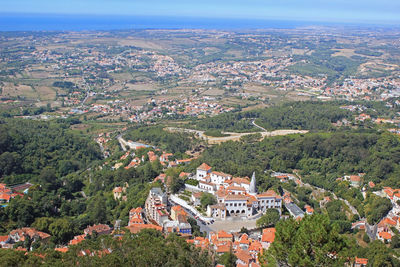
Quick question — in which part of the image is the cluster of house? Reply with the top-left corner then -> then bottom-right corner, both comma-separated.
0,183 -> 31,206
0,228 -> 51,249
144,188 -> 192,235
189,163 -> 282,219
113,146 -> 195,171
186,227 -> 277,267
352,186 -> 400,244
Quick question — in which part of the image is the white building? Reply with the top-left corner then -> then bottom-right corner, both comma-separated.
195,163 -> 282,219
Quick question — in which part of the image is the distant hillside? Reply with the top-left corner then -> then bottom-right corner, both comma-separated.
192,101 -> 352,132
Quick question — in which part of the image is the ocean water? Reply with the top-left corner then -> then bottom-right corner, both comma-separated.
0,13 -> 345,31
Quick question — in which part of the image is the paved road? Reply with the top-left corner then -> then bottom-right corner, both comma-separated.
117,134 -> 127,151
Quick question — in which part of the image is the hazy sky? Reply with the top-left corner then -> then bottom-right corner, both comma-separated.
2,0 -> 400,24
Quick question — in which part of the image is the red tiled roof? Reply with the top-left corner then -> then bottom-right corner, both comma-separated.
126,224 -> 162,234
232,177 -> 250,185
10,228 -> 51,240
0,235 -> 8,242
217,230 -> 233,239
198,163 -> 212,171
355,257 -> 368,265
350,175 -> 361,182
235,249 -> 253,264
261,228 -> 276,243
55,247 -> 69,253
379,231 -> 392,240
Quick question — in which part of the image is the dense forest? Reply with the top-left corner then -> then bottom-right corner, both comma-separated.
194,130 -> 400,187
124,126 -> 197,156
192,101 -> 352,132
0,118 -> 102,184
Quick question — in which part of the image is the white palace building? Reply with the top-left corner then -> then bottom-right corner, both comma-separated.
194,163 -> 282,220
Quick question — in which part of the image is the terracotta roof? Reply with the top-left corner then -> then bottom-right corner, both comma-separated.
249,240 -> 262,252
379,231 -> 392,240
355,257 -> 368,265
0,235 -> 8,242
225,194 -> 248,201
216,243 -> 231,253
235,249 -> 253,264
69,234 -> 86,246
261,228 -> 276,243
350,175 -> 361,182
217,230 -> 233,239
257,189 -> 281,199
126,224 -> 162,234
113,187 -> 123,193
197,163 -> 212,171
212,171 -> 231,177
55,247 -> 69,253
378,218 -> 397,227
232,177 -> 250,185
226,185 -> 246,191
84,224 -> 112,235
10,228 -> 51,240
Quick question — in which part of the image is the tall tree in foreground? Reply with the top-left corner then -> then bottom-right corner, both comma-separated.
261,214 -> 349,266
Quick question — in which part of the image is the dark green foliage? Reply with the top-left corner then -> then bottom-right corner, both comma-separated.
219,251 -> 237,267
364,194 -> 392,225
0,230 -> 214,266
262,214 -> 349,266
200,192 -> 217,208
204,129 -> 229,137
185,179 -> 199,186
363,233 -> 370,243
124,126 -> 195,155
256,209 -> 280,228
193,101 -> 351,132
0,118 -> 102,183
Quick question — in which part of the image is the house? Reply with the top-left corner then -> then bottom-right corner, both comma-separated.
196,163 -> 212,181
215,230 -> 233,242
113,187 -> 123,200
354,257 -> 368,267
305,205 -> 314,215
350,175 -> 361,187
69,234 -> 86,246
8,228 -> 51,245
207,203 -> 226,219
235,249 -> 254,266
0,235 -> 9,248
84,224 -> 112,236
261,228 -> 276,250
171,205 -> 187,221
378,231 -> 392,242
163,220 -> 192,235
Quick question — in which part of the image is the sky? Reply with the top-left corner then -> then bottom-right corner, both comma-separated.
1,0 -> 400,24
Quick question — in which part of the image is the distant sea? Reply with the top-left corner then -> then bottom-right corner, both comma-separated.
0,13 -> 375,31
